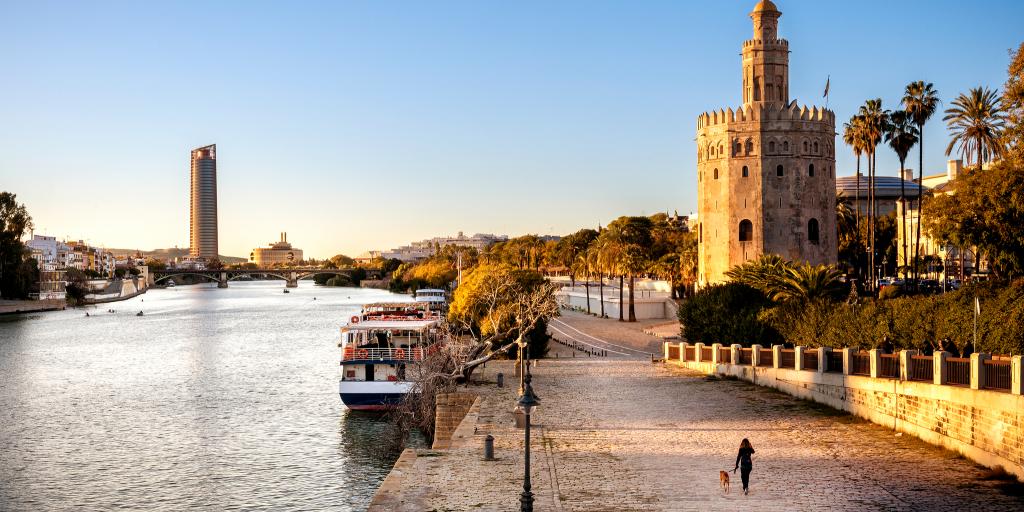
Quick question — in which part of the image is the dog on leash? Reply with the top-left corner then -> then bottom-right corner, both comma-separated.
719,470 -> 730,493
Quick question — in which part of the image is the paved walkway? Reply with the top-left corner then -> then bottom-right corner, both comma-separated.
394,359 -> 1024,511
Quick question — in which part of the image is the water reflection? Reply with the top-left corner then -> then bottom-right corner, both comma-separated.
0,282 -> 411,511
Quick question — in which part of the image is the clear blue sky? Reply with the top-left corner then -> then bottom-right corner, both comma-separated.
2,0 -> 1021,259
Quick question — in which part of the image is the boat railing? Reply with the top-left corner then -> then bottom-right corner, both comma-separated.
341,347 -> 426,362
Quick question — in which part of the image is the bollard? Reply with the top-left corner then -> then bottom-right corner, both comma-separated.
496,373 -> 504,388
484,434 -> 495,461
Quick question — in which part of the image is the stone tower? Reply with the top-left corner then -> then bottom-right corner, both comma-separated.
696,0 -> 837,287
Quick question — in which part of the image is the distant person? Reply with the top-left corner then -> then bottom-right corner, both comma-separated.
733,438 -> 756,495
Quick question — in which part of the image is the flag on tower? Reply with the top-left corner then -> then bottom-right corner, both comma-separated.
823,75 -> 830,99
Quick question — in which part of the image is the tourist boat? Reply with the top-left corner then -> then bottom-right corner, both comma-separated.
337,302 -> 442,411
413,288 -> 448,315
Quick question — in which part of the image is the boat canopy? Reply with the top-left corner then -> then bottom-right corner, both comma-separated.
342,319 -> 439,332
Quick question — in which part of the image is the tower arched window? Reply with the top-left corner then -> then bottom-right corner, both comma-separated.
783,141 -> 789,152
734,141 -> 742,156
745,139 -> 753,154
769,141 -> 776,153
718,144 -> 724,156
742,166 -> 749,178
808,164 -> 815,177
713,168 -> 719,180
803,140 -> 809,153
739,220 -> 753,242
814,141 -> 819,154
808,218 -> 820,244
776,165 -> 784,177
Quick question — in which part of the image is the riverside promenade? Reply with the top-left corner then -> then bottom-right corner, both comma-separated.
371,314 -> 1024,511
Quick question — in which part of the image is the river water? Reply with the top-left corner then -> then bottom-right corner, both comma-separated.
0,281 -> 414,511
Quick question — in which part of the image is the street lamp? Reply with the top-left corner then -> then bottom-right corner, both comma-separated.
516,374 -> 540,512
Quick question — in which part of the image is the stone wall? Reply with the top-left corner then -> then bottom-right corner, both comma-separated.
665,342 -> 1024,480
432,392 -> 479,449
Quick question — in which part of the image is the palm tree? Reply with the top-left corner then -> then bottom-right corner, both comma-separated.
903,81 -> 939,287
842,115 -> 868,281
858,99 -> 890,290
572,253 -> 591,315
597,237 -> 625,322
944,86 -> 1007,170
586,245 -> 605,318
884,110 -> 920,276
771,263 -> 844,303
724,254 -> 789,293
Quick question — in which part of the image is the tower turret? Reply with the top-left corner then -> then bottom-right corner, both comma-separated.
742,0 -> 789,106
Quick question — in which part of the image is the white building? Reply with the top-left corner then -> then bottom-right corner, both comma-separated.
381,232 -> 508,262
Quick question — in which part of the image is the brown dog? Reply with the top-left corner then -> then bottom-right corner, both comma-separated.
720,470 -> 730,493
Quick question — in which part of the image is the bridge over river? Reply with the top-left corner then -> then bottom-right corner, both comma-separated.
151,267 -> 352,288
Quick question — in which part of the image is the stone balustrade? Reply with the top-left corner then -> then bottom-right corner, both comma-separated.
664,341 -> 1024,480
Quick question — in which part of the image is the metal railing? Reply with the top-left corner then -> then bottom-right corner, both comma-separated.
825,351 -> 843,373
909,355 -> 934,382
684,346 -> 695,361
878,354 -> 899,379
945,357 -> 971,386
341,347 -> 425,362
983,359 -> 1011,391
851,352 -> 871,376
739,348 -> 753,365
803,350 -> 818,371
780,349 -> 795,369
667,345 -> 680,360
757,348 -> 773,367
700,347 -> 714,361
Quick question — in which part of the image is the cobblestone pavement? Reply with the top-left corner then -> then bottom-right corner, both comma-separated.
396,359 -> 1024,511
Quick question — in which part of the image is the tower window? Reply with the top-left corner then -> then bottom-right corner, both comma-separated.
814,141 -> 820,153
769,141 -> 776,153
808,164 -> 815,177
745,140 -> 753,154
742,166 -> 749,178
734,142 -> 742,156
808,218 -> 820,244
739,220 -> 753,242
803,140 -> 809,153
776,165 -> 784,177
783,141 -> 789,152
713,168 -> 719,180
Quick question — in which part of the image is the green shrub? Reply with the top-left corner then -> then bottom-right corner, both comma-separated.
678,283 -> 780,347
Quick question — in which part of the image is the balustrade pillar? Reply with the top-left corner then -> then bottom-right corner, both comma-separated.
899,350 -> 918,381
970,353 -> 990,390
663,342 -> 671,360
712,343 -> 724,364
731,344 -> 742,365
751,344 -> 763,367
695,343 -> 705,363
818,347 -> 831,374
841,348 -> 855,375
868,349 -> 882,378
771,345 -> 783,369
1012,356 -> 1024,395
794,346 -> 805,371
933,351 -> 949,385
680,342 -> 689,362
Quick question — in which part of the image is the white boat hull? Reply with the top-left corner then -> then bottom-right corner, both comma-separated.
338,380 -> 414,411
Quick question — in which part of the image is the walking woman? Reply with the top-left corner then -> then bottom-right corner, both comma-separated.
733,438 -> 755,495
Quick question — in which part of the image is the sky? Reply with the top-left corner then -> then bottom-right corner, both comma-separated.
1,0 -> 1022,259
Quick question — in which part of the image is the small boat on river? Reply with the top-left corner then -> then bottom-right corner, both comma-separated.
337,302 -> 443,411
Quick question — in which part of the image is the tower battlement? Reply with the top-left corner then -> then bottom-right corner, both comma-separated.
696,103 -> 835,129
741,38 -> 788,49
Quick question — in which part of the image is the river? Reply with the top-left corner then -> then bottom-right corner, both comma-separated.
0,281 -> 415,511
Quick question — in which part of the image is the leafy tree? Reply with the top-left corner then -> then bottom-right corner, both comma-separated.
944,86 -> 1007,170
329,254 -> 356,268
884,109 -> 919,272
143,257 -> 167,271
0,192 -> 35,299
553,228 -> 597,287
903,81 -> 940,286
678,283 -> 780,347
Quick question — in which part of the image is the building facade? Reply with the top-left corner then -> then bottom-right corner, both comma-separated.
251,232 -> 304,266
381,232 -> 508,262
190,144 -> 218,260
696,0 -> 837,287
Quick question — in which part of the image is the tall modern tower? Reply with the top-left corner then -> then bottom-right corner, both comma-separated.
189,144 -> 218,260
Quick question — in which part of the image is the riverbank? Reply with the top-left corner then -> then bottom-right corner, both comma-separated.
370,317 -> 1024,511
0,299 -> 65,315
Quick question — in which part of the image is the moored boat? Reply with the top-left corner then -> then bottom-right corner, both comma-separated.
338,302 -> 441,411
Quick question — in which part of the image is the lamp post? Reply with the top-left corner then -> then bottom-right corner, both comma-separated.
516,373 -> 540,512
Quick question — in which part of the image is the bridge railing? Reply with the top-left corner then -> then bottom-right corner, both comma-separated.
341,347 -> 425,363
